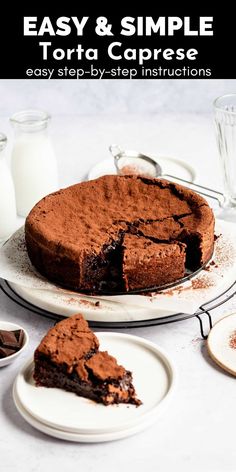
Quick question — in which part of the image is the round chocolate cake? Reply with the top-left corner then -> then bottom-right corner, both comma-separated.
25,175 -> 215,292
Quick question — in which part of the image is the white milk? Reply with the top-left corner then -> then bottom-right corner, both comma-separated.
10,110 -> 59,217
0,134 -> 17,241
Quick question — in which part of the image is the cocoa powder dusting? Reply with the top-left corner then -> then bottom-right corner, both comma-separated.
79,299 -> 101,309
17,238 -> 26,251
65,297 -> 78,304
119,165 -> 152,178
64,298 -> 100,309
191,276 -> 214,290
214,234 -> 233,270
156,274 -> 215,296
229,330 -> 236,350
119,165 -> 141,176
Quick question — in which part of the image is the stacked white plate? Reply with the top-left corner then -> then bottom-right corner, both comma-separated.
13,332 -> 176,442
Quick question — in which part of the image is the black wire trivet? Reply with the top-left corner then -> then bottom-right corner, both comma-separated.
1,278 -> 236,339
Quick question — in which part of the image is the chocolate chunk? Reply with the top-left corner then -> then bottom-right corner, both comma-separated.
0,329 -> 24,350
13,329 -> 24,349
0,347 -> 16,358
0,330 -> 18,348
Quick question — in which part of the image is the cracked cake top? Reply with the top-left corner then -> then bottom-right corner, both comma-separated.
25,175 -> 209,255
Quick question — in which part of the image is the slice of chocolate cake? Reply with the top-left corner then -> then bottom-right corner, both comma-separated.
122,233 -> 186,291
34,314 -> 141,406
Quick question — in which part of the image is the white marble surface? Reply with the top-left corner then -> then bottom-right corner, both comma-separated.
0,79 -> 236,116
1,112 -> 236,472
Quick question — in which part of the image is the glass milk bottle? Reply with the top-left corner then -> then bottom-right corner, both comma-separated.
10,110 -> 59,217
0,133 -> 17,242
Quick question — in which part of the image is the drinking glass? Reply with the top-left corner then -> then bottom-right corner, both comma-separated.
214,94 -> 236,208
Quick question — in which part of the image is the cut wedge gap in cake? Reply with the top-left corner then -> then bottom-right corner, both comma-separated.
81,229 -> 126,292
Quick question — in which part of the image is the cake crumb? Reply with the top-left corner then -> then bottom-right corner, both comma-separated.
214,234 -> 221,241
80,299 -> 97,307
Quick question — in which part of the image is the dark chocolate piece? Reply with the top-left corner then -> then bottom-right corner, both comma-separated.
0,330 -> 18,349
13,329 -> 24,349
0,329 -> 24,359
0,347 -> 16,358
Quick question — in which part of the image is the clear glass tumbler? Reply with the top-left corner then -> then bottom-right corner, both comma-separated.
214,94 -> 236,207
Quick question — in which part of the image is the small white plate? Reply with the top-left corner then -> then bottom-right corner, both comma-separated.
13,332 -> 175,435
0,321 -> 29,367
13,390 -> 164,443
207,313 -> 236,376
87,156 -> 196,182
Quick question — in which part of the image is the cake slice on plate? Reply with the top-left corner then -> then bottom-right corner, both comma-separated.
34,314 -> 141,406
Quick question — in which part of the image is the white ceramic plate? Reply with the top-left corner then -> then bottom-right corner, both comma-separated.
87,156 -> 196,182
13,390 -> 166,443
13,332 -> 175,435
8,218 -> 236,323
0,321 -> 29,367
10,281 -> 167,320
207,313 -> 236,376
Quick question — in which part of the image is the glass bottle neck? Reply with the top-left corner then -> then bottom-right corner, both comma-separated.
10,110 -> 51,134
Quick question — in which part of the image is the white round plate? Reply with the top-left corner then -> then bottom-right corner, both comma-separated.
13,390 -> 165,443
13,332 -> 175,435
0,321 -> 29,368
8,217 -> 234,323
87,156 -> 196,182
10,280 -> 178,321
207,313 -> 236,376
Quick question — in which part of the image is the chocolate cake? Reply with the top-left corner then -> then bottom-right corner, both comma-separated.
34,314 -> 141,406
123,234 -> 186,291
25,175 -> 215,292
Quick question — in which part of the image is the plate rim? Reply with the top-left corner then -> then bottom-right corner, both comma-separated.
13,386 -> 164,443
207,312 -> 236,377
13,332 -> 176,434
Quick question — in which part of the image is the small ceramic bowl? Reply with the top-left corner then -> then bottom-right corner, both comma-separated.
0,321 -> 29,367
